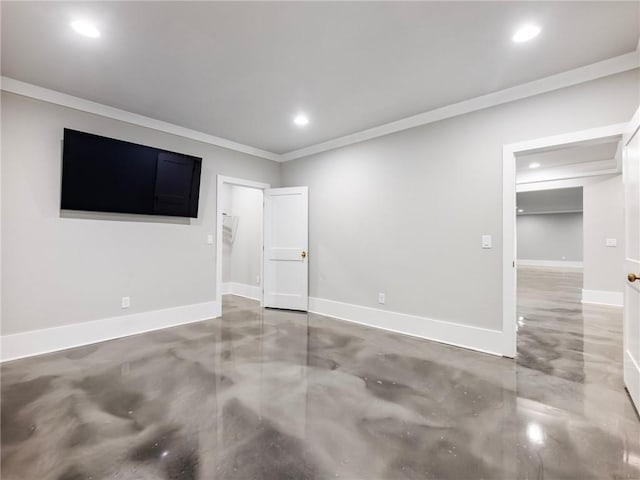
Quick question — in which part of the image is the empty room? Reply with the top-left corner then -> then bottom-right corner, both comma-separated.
1,2 -> 640,479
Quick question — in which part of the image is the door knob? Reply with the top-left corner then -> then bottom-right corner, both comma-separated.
629,273 -> 640,283
301,251 -> 307,258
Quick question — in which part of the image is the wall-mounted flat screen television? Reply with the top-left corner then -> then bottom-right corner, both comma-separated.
61,129 -> 202,218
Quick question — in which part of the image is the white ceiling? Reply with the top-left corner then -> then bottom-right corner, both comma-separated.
516,140 -> 620,172
517,187 -> 583,214
2,2 -> 638,155
515,137 -> 621,184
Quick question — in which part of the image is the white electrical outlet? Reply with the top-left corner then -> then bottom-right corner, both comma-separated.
378,292 -> 386,305
482,235 -> 492,249
121,296 -> 130,309
606,238 -> 617,247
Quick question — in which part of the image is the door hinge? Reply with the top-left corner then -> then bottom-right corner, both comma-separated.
513,260 -> 515,268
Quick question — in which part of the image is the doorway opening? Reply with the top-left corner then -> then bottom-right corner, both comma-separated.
215,176 -> 270,315
502,124 -> 626,357
504,124 -> 635,409
515,184 -> 586,371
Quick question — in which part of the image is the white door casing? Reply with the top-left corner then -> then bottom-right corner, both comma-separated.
215,175 -> 270,314
623,106 -> 640,411
502,123 -> 627,358
263,187 -> 309,311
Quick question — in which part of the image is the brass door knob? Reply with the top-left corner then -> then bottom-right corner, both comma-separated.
301,251 -> 307,258
629,273 -> 640,283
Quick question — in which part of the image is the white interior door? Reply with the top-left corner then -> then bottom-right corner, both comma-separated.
263,186 -> 308,311
623,107 -> 640,411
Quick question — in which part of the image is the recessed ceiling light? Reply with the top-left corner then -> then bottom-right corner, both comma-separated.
513,24 -> 541,43
293,113 -> 309,127
71,20 -> 100,38
528,162 -> 541,169
518,209 -> 524,213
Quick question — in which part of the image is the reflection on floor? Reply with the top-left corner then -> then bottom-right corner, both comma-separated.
2,269 -> 638,479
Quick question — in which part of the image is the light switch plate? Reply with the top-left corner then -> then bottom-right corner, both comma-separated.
378,292 -> 386,305
207,234 -> 214,245
482,235 -> 492,249
606,238 -> 617,247
121,296 -> 130,309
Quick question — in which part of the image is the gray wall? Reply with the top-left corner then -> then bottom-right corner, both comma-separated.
222,185 -> 263,287
517,213 -> 583,262
1,92 -> 280,335
583,174 -> 625,293
281,70 -> 639,331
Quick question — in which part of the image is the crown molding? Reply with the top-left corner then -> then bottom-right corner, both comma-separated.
0,76 -> 281,162
3,50 -> 638,164
280,51 -> 640,161
517,209 -> 583,216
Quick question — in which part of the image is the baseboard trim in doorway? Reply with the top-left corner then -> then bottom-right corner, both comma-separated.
518,259 -> 584,268
581,289 -> 623,308
308,297 -> 503,356
0,300 -> 219,362
222,282 -> 262,301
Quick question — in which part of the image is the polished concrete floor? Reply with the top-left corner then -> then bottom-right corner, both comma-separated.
2,268 -> 638,479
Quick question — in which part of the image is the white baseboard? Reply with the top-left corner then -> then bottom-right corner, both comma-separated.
1,300 -> 219,362
518,259 -> 583,268
581,289 -> 623,307
222,282 -> 262,301
308,297 -> 503,356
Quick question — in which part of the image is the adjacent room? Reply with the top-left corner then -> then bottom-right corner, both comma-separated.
1,2 -> 640,479
221,182 -> 264,308
513,137 -> 630,432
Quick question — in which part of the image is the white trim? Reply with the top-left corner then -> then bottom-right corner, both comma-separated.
582,289 -> 624,308
502,122 -> 627,358
516,174 -> 619,192
309,297 -> 503,356
3,52 -> 638,164
222,282 -> 262,301
0,77 -> 280,162
282,52 -> 640,161
1,301 -> 218,362
215,175 -> 269,313
518,259 -> 583,268
516,165 -> 621,185
517,209 -> 583,215
623,106 -> 640,411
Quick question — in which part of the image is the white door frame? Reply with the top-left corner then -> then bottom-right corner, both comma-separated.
622,106 -> 640,411
502,122 -> 627,357
215,175 -> 270,316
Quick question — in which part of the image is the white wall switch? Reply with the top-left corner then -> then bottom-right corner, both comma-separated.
121,296 -> 131,309
606,238 -> 617,247
482,235 -> 492,249
378,292 -> 386,305
207,234 -> 214,245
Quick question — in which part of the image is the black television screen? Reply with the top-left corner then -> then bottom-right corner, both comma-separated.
61,129 -> 201,218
